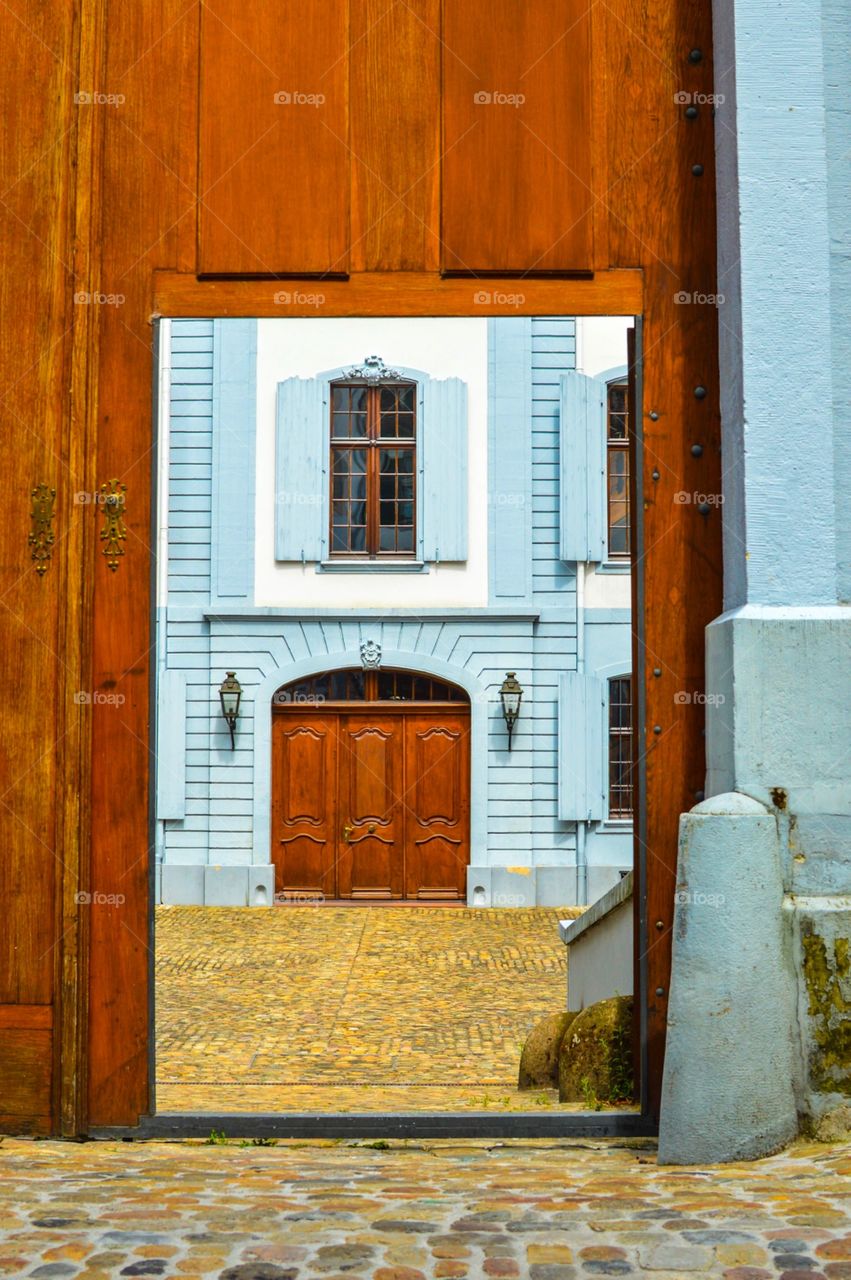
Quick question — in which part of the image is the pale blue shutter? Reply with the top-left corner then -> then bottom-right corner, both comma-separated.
275,377 -> 327,561
558,672 -> 605,821
560,371 -> 607,562
156,670 -> 186,820
421,376 -> 468,562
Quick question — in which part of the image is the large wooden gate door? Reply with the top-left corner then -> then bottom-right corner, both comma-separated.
271,717 -> 339,901
272,705 -> 470,901
337,715 -> 405,900
404,716 -> 470,902
0,0 -> 721,1131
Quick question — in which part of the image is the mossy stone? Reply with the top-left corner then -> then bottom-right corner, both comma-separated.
558,995 -> 634,1105
518,1012 -> 577,1089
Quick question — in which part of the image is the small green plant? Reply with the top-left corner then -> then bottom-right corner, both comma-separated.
579,1075 -> 603,1111
362,1139 -> 391,1150
604,1020 -> 635,1105
239,1136 -> 277,1147
205,1129 -> 228,1145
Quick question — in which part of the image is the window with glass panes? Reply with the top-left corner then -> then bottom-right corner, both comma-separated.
330,381 -> 416,557
608,675 -> 633,819
607,382 -> 630,559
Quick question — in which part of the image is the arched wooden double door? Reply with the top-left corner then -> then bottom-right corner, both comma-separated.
271,669 -> 471,901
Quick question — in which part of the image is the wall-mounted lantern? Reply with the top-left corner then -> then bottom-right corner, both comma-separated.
499,671 -> 523,751
218,671 -> 242,750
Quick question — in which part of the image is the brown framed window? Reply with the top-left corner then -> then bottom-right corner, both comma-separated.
608,675 -> 633,819
330,380 -> 416,558
607,382 -> 630,559
272,667 -> 467,706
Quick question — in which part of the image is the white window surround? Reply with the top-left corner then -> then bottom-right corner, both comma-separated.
254,317 -> 488,609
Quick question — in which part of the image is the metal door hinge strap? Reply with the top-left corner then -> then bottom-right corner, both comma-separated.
99,479 -> 127,571
29,483 -> 56,576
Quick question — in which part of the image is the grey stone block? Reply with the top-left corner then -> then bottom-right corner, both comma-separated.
161,864 -> 205,906
248,865 -> 275,907
466,866 -> 492,907
491,868 -> 535,909
204,865 -> 248,906
535,865 -> 576,907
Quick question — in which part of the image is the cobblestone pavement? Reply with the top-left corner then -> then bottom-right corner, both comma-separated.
156,906 -> 584,1113
0,1136 -> 849,1279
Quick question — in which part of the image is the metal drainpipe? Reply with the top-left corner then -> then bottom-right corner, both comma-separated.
576,561 -> 588,906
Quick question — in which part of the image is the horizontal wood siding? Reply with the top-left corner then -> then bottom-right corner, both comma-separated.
531,319 -> 579,862
162,323 -> 214,864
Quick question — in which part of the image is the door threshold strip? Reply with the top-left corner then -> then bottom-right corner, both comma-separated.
92,1110 -> 656,1141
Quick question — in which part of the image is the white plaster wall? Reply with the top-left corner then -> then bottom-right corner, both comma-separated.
575,315 -> 632,379
254,318 -> 489,608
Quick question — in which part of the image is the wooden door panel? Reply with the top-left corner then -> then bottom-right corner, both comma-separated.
198,0 -> 350,275
272,717 -> 338,897
441,0 -> 595,273
338,717 -> 404,898
404,715 -> 470,899
349,0 -> 441,272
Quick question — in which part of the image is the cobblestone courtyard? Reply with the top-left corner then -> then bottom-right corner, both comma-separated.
1,1136 -> 849,1279
155,905 -> 583,1113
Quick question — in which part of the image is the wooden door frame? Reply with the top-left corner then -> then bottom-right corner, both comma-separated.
74,275 -> 718,1135
65,267 -> 721,1136
53,0 -> 721,1136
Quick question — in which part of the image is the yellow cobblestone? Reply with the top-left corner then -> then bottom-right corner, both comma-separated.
156,904 -> 585,1112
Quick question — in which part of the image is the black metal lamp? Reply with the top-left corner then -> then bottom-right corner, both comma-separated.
499,672 -> 523,751
218,671 -> 242,749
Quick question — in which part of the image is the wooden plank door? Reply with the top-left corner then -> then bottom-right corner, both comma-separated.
337,715 -> 405,899
271,715 -> 339,899
404,713 -> 470,900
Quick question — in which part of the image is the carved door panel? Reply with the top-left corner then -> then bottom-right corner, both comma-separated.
403,713 -> 470,900
271,715 -> 338,899
337,715 -> 405,899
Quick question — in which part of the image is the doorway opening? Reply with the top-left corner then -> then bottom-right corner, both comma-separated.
151,311 -> 646,1131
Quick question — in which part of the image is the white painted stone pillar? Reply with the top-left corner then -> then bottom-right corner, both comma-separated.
658,793 -> 799,1164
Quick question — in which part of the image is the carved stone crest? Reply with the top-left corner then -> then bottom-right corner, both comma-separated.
360,638 -> 382,670
344,354 -> 403,383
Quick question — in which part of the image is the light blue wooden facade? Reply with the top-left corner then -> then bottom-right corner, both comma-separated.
155,316 -> 632,906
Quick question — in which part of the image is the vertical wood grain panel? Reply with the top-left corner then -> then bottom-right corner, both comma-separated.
349,0 -> 441,272
198,0 -> 350,276
442,0 -> 594,273
0,2 -> 74,1024
600,0 -> 723,1115
87,0 -> 199,1127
